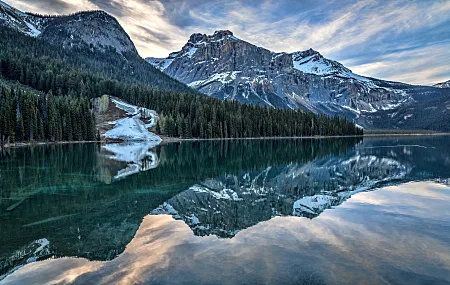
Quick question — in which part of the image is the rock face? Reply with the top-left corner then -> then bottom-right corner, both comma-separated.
434,80 -> 450,88
147,30 -> 450,131
147,31 -> 408,118
0,1 -> 137,54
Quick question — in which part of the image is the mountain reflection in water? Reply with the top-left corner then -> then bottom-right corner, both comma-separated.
1,136 -> 450,284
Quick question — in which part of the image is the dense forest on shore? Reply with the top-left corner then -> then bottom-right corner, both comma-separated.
0,27 -> 362,143
0,81 -> 97,144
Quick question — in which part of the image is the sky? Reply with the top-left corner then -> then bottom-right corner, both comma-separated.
5,0 -> 450,85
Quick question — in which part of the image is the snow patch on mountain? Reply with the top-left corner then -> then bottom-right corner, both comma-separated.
188,71 -> 242,88
0,238 -> 51,281
147,58 -> 174,71
191,185 -> 243,201
290,49 -> 368,81
0,0 -> 12,9
24,22 -> 41,37
186,46 -> 198,58
293,194 -> 339,216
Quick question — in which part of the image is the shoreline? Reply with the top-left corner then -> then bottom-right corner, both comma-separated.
159,132 -> 449,144
0,140 -> 100,149
1,132 -> 448,149
0,133 -> 450,150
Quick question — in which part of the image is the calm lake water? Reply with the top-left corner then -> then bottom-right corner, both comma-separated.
1,136 -> 450,284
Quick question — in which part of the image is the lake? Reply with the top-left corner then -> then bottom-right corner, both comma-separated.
1,136 -> 450,284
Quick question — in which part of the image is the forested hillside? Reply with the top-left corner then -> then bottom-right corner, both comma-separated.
0,80 -> 96,145
0,28 -> 194,97
0,27 -> 362,143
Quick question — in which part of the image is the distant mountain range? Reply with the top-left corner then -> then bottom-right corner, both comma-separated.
1,1 -> 449,131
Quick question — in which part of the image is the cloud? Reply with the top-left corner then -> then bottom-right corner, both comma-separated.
3,0 -> 450,84
7,0 -> 96,14
348,44 -> 450,85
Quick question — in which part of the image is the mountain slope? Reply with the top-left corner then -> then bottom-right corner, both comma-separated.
434,80 -> 450,88
0,0 -> 46,36
147,30 -> 450,131
0,1 -> 137,54
0,27 -> 193,95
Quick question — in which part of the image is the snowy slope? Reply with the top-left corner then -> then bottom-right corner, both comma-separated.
0,0 -> 46,37
102,98 -> 161,181
104,98 -> 161,142
291,49 -> 369,82
0,238 -> 51,281
147,57 -> 174,72
433,80 -> 450,88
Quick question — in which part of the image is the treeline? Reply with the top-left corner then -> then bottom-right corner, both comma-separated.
148,93 -> 362,138
0,84 -> 97,144
27,10 -> 110,19
0,27 -> 362,142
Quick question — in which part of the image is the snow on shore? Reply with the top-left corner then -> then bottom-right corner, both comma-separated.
104,98 -> 161,142
102,98 -> 161,180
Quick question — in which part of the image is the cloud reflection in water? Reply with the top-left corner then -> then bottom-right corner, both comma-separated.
3,182 -> 450,285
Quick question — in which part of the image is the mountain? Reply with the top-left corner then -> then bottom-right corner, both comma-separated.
434,80 -> 450,88
147,30 -> 450,131
0,1 -> 137,54
0,6 -> 195,95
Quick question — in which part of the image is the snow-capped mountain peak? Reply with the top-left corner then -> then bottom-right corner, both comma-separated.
293,49 -> 344,75
289,48 -> 370,83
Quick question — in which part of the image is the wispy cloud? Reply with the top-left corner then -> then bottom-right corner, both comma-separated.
4,0 -> 450,85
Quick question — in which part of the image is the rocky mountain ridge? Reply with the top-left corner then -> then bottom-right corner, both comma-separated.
147,31 -> 409,116
147,30 -> 450,131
